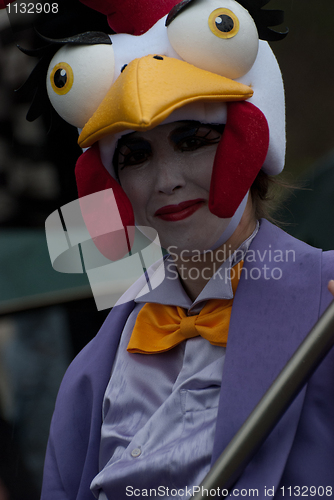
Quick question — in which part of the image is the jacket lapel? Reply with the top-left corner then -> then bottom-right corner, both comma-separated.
211,220 -> 322,490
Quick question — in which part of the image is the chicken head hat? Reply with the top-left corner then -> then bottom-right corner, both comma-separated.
9,0 -> 287,257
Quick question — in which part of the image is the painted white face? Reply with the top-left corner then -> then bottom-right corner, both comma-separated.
115,121 -> 237,253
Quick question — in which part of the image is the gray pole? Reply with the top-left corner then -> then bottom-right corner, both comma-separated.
191,299 -> 334,499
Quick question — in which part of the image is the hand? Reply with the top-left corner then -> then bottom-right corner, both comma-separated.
328,280 -> 334,297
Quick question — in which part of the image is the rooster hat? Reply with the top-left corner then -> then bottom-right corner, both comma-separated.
2,0 -> 287,257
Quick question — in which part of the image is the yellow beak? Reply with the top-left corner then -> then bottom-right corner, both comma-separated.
78,55 -> 253,148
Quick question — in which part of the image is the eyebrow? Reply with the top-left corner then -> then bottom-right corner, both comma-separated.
165,0 -> 194,27
169,123 -> 204,144
118,122 -> 224,145
172,121 -> 225,135
116,135 -> 150,148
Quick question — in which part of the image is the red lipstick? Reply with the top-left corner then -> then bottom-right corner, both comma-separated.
155,199 -> 205,222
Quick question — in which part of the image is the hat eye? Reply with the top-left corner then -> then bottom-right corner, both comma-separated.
167,0 -> 259,80
50,62 -> 74,95
47,43 -> 115,129
208,8 -> 239,39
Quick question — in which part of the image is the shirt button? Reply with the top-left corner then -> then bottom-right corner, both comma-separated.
131,447 -> 141,458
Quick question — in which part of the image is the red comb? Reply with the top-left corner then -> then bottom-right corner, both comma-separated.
0,0 -> 180,34
80,0 -> 180,35
0,0 -> 12,8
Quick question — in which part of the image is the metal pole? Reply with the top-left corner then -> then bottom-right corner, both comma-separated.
191,299 -> 334,500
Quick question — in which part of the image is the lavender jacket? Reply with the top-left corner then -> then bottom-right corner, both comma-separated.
41,220 -> 334,499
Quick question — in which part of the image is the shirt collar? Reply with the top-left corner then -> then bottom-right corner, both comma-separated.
134,221 -> 259,313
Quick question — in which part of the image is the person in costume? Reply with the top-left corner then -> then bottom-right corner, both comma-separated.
1,0 -> 334,498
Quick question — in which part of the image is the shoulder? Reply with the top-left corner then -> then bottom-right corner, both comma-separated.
241,219 -> 333,321
245,219 -> 324,278
251,219 -> 326,270
257,219 -> 333,289
255,219 -> 323,255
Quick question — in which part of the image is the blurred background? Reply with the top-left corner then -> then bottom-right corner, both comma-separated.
0,0 -> 333,498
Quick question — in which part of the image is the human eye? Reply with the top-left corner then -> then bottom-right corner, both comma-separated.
172,124 -> 223,152
179,136 -> 208,151
115,140 -> 152,170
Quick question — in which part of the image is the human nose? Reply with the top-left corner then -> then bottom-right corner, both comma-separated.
154,156 -> 186,195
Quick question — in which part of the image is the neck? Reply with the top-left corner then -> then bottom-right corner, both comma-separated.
172,199 -> 257,301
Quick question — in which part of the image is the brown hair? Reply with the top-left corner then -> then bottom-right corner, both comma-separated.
250,170 -> 289,222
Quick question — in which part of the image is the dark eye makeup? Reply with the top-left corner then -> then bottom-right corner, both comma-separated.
112,121 -> 225,176
115,140 -> 152,171
170,122 -> 224,151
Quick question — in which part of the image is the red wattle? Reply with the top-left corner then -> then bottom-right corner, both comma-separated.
75,143 -> 135,261
209,101 -> 270,219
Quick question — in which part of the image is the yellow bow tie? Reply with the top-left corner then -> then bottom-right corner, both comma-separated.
127,261 -> 243,354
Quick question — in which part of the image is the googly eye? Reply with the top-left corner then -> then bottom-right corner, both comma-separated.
167,0 -> 259,80
47,43 -> 115,128
208,8 -> 239,39
50,62 -> 74,95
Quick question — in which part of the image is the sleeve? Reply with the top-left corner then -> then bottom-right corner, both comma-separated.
40,301 -> 135,500
40,343 -> 104,500
277,249 -> 334,493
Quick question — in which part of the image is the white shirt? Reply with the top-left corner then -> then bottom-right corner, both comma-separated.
91,224 -> 259,500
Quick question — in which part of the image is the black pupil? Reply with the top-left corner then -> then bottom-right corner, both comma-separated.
54,68 -> 67,88
215,15 -> 234,33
